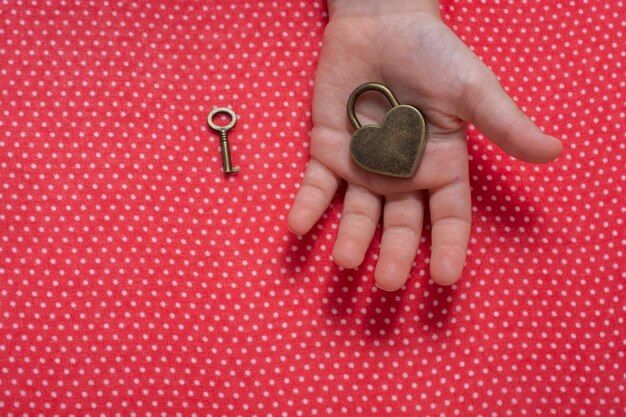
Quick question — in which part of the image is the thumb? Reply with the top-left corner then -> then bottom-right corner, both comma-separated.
461,70 -> 563,163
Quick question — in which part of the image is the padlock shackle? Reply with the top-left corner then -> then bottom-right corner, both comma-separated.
347,82 -> 401,130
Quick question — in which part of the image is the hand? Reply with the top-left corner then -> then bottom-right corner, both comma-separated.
288,0 -> 562,289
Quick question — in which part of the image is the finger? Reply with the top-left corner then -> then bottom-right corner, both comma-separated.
332,184 -> 382,269
288,159 -> 341,235
374,191 -> 426,292
428,175 -> 472,286
461,69 -> 563,163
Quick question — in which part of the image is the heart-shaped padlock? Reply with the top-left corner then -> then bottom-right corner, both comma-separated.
347,82 -> 426,178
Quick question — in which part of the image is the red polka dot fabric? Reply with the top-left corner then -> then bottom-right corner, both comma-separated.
1,1 -> 624,416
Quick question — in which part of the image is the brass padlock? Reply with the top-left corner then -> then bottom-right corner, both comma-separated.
347,82 -> 426,178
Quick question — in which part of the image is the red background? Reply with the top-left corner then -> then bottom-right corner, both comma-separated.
1,1 -> 624,415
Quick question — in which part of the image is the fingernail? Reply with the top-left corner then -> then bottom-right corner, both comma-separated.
374,282 -> 394,292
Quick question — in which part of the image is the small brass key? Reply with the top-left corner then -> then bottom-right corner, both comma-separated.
208,107 -> 239,174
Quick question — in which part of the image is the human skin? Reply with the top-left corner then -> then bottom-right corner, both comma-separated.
288,0 -> 563,290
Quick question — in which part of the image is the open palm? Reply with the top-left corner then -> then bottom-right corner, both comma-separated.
288,4 -> 562,289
